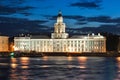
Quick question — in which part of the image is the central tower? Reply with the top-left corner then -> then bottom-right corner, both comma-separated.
51,11 -> 69,39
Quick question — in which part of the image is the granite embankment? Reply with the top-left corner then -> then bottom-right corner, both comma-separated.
0,52 -> 120,57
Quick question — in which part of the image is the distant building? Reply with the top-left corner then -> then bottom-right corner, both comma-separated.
0,36 -> 9,52
14,11 -> 106,53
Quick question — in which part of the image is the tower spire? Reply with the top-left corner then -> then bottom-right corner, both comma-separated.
57,10 -> 63,23
58,10 -> 62,17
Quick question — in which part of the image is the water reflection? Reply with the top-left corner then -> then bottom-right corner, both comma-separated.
116,57 -> 120,62
76,57 -> 87,79
10,58 -> 17,68
10,58 -> 18,80
67,56 -> 73,68
67,56 -> 73,61
115,57 -> 120,80
20,57 -> 29,69
78,56 -> 87,62
0,57 -> 117,80
0,58 -> 10,80
116,57 -> 120,68
11,63 -> 17,69
10,57 -> 30,80
42,56 -> 48,61
78,57 -> 87,69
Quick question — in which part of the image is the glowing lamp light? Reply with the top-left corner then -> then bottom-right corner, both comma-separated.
14,46 -> 19,51
10,52 -> 15,58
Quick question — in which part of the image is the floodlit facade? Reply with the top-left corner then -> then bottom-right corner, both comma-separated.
0,36 -> 9,52
14,11 -> 106,53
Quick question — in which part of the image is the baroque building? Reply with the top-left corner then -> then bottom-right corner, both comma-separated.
14,11 -> 106,53
0,36 -> 9,52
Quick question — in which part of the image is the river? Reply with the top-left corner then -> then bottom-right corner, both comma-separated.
0,56 -> 120,80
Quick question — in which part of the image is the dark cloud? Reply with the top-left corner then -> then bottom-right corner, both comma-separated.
0,17 -> 49,36
64,15 -> 86,21
43,14 -> 120,26
20,12 -> 33,16
42,15 -> 85,20
0,0 -> 35,16
75,21 -> 87,25
66,24 -> 120,35
63,15 -> 87,25
42,15 -> 56,20
87,16 -> 110,23
112,18 -> 120,23
0,5 -> 34,15
65,15 -> 120,24
97,24 -> 120,34
42,13 -> 120,35
0,0 -> 26,6
69,0 -> 102,9
42,15 -> 87,26
43,15 -> 86,21
8,0 -> 26,5
87,16 -> 120,23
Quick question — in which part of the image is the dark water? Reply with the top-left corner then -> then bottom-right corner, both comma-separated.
0,56 -> 120,80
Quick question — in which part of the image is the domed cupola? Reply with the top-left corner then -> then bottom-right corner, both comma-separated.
57,11 -> 63,23
51,11 -> 69,39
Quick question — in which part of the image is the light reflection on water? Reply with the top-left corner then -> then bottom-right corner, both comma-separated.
20,57 -> 29,69
0,56 -> 120,80
115,57 -> 120,80
11,58 -> 17,68
78,57 -> 87,69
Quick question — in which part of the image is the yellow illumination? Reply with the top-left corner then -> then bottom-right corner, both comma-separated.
67,56 -> 72,61
11,63 -> 17,68
20,57 -> 29,60
21,66 -> 28,69
78,57 -> 87,69
117,57 -> 120,62
11,58 -> 17,68
79,65 -> 86,69
78,57 -> 87,62
43,56 -> 48,61
11,58 -> 17,63
14,46 -> 19,51
20,57 -> 29,65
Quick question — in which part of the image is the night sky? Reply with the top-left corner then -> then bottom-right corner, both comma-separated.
0,0 -> 120,36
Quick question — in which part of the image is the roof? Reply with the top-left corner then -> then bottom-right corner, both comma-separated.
0,36 -> 9,38
69,35 -> 87,39
30,35 -> 50,39
70,35 -> 105,39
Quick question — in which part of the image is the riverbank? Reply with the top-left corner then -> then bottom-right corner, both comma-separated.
0,52 -> 120,57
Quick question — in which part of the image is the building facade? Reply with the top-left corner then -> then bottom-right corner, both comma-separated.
0,36 -> 9,52
14,11 -> 106,53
